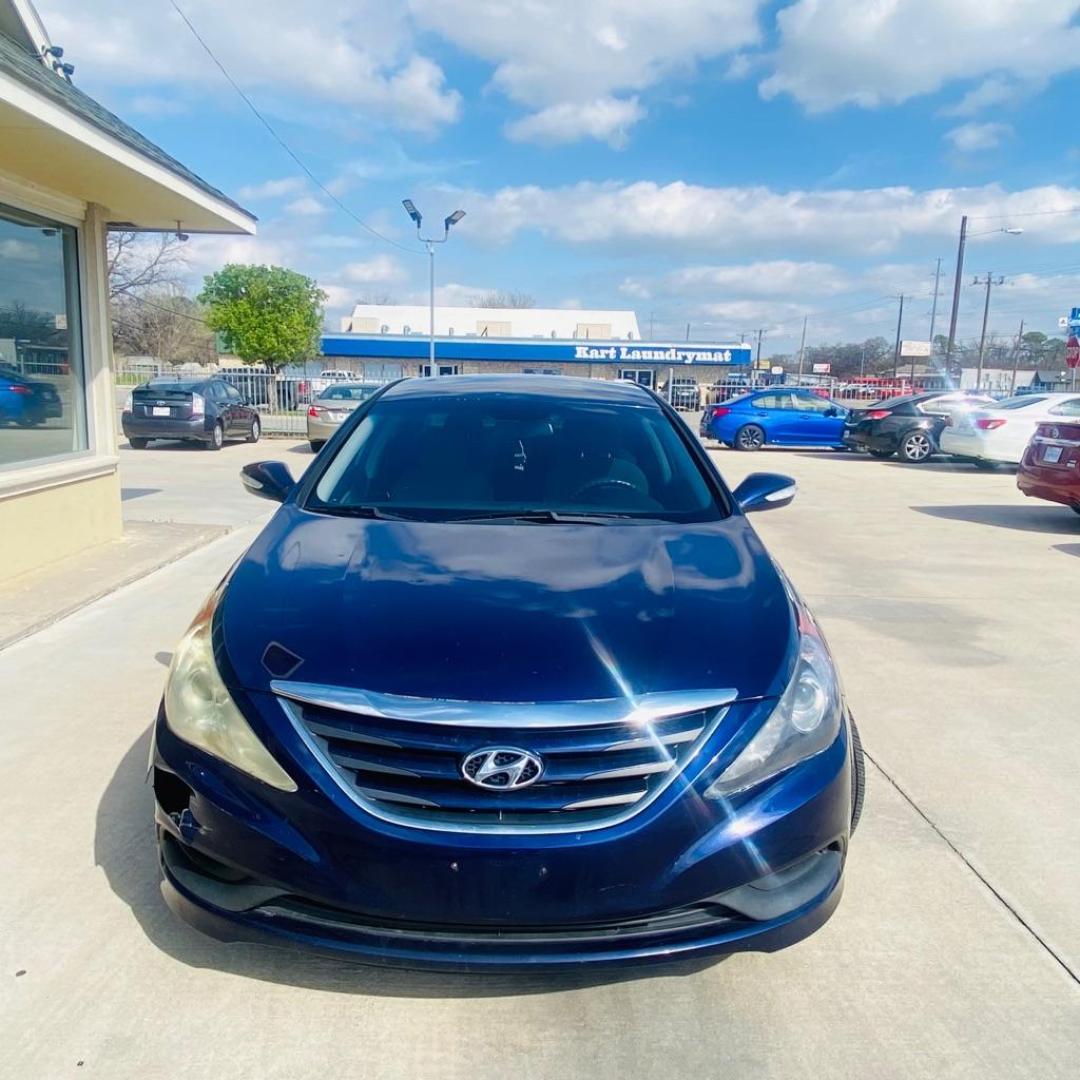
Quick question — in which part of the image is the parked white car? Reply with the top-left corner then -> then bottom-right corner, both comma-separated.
940,392 -> 1080,467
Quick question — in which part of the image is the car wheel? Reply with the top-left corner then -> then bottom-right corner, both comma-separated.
898,430 -> 933,463
734,424 -> 765,451
868,448 -> 894,459
247,416 -> 261,443
129,437 -> 149,450
972,459 -> 1000,471
309,440 -> 325,453
849,716 -> 866,834
206,422 -> 224,451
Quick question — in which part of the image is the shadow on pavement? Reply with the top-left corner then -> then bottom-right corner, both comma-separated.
1053,542 -> 1080,558
911,504 -> 1080,535
95,729 -> 721,998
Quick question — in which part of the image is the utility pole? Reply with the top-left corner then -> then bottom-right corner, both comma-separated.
685,322 -> 691,342
945,215 -> 967,369
1010,319 -> 1024,396
796,315 -> 808,381
891,294 -> 905,381
649,311 -> 655,339
972,272 -> 1004,390
928,256 -> 942,366
752,328 -> 764,389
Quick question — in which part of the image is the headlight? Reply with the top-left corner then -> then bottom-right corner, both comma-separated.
163,587 -> 297,792
705,630 -> 841,799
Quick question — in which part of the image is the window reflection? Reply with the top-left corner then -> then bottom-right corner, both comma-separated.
0,202 -> 85,467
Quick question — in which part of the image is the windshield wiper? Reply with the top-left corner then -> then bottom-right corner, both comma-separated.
447,509 -> 635,525
316,505 -> 409,520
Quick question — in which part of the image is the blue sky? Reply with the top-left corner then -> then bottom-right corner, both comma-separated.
40,0 -> 1080,354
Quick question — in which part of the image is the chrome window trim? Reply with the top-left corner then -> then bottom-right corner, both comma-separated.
1032,435 -> 1080,448
273,684 -> 738,836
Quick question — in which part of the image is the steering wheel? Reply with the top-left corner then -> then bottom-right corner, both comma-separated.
570,477 -> 642,501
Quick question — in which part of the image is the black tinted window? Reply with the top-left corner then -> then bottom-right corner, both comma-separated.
311,394 -> 721,521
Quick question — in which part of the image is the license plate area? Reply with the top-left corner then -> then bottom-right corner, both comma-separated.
1043,445 -> 1063,464
151,406 -> 171,417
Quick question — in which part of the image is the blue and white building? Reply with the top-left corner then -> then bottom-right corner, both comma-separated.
323,303 -> 752,389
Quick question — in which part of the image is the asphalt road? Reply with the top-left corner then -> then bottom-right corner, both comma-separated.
2,433 -> 1078,1079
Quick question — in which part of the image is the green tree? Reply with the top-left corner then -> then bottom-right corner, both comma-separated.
198,264 -> 326,368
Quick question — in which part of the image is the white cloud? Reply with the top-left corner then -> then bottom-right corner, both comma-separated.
669,260 -> 849,297
40,0 -> 461,132
342,255 -> 408,285
129,94 -> 187,117
411,0 -> 764,143
284,196 -> 329,217
945,122 -> 1013,153
456,179 -> 1080,254
760,0 -> 1080,112
505,97 -> 645,148
941,76 -> 1030,118
237,177 -> 307,201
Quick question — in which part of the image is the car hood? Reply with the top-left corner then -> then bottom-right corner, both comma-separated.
218,506 -> 798,704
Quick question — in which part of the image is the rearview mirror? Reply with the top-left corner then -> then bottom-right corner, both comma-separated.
733,472 -> 797,513
241,461 -> 295,503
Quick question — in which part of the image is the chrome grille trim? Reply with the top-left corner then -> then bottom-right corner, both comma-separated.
276,686 -> 735,835
272,680 -> 737,728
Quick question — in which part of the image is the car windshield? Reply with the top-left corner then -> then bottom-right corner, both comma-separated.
309,393 -> 722,522
319,385 -> 378,401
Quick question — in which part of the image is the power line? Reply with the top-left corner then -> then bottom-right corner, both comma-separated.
167,0 -> 423,257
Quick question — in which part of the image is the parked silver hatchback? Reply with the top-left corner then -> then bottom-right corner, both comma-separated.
306,383 -> 382,451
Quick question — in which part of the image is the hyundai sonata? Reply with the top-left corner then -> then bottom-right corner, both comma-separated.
152,374 -> 863,970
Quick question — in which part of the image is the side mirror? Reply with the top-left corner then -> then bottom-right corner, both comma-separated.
733,472 -> 797,513
241,461 -> 295,503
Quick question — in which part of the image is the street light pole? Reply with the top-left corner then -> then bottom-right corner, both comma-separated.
402,199 -> 465,376
796,315 -> 808,380
945,216 -> 967,369
892,294 -> 905,382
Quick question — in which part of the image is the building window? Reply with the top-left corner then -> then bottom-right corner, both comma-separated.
0,202 -> 85,469
419,364 -> 459,377
619,368 -> 654,388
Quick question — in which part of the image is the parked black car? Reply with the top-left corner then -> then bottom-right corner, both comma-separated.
122,377 -> 261,450
843,391 -> 993,463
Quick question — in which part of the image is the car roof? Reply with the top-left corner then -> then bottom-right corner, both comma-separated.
379,373 -> 660,405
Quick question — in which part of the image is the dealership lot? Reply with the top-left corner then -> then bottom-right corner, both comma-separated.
2,434 -> 1079,1079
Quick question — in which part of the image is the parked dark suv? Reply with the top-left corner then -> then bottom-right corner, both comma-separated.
122,377 -> 261,450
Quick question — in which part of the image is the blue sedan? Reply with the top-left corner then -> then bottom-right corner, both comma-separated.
700,389 -> 849,450
152,375 -> 862,970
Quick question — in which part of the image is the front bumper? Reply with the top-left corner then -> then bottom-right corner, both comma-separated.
939,430 -> 1014,463
151,697 -> 853,971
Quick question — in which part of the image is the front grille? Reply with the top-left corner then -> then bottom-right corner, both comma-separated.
274,682 -> 734,833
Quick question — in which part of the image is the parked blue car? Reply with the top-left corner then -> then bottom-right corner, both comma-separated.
700,388 -> 849,450
0,363 -> 62,427
152,375 -> 863,971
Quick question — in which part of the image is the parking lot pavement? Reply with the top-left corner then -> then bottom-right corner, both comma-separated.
118,436 -> 316,528
2,441 -> 1079,1079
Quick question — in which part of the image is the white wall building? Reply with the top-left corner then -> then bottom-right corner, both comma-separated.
342,304 -> 641,341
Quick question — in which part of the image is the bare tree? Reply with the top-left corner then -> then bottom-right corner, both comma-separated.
474,290 -> 536,309
106,230 -> 187,301
112,287 -> 217,367
354,293 -> 399,306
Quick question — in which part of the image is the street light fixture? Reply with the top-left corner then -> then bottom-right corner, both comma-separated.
401,199 -> 466,378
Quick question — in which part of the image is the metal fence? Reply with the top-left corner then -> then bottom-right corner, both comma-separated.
114,358 -> 403,434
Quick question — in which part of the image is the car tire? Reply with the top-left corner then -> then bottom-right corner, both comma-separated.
868,448 -> 894,459
309,440 -> 325,453
849,715 -> 866,834
247,417 -> 261,443
898,430 -> 934,463
206,422 -> 224,451
972,459 -> 1000,471
129,437 -> 149,450
734,424 -> 765,451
